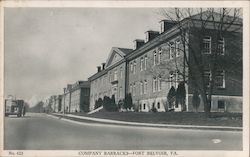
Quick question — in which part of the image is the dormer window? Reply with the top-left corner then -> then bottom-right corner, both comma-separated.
145,32 -> 149,42
160,21 -> 165,33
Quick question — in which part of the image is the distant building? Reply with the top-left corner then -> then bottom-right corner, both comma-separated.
62,81 -> 90,113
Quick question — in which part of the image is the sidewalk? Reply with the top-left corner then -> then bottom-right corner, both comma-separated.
51,113 -> 242,131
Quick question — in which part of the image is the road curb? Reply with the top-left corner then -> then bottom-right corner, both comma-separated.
50,113 -> 242,132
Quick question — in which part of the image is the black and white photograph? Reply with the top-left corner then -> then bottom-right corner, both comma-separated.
1,1 -> 249,157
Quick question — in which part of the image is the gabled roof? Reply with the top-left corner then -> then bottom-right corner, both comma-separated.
105,47 -> 133,68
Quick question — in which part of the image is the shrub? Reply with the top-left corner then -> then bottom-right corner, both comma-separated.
124,93 -> 133,110
151,106 -> 158,113
94,98 -> 103,109
103,95 -> 118,112
176,81 -> 186,111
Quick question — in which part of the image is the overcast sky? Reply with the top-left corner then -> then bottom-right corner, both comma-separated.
4,8 -> 164,106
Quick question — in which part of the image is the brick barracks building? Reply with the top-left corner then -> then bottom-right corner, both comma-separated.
62,81 -> 90,113
88,11 -> 242,113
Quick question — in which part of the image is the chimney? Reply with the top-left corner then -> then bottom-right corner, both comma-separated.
133,39 -> 145,50
145,30 -> 159,42
63,88 -> 66,93
102,63 -> 106,70
97,66 -> 101,72
159,20 -> 177,33
67,84 -> 72,90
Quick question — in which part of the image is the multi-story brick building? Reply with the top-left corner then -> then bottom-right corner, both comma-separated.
62,81 -> 90,113
88,47 -> 132,110
88,11 -> 242,113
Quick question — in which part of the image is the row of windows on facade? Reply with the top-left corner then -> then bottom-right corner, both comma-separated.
130,40 -> 183,74
130,36 -> 225,74
204,70 -> 226,88
93,67 -> 124,88
92,86 -> 123,101
128,69 -> 226,97
92,36 -> 225,87
129,77 -> 162,96
202,36 -> 225,54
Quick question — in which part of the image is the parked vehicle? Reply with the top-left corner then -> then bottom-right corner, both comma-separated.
5,99 -> 25,117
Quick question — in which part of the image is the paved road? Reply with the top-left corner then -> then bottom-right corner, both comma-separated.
4,113 -> 242,150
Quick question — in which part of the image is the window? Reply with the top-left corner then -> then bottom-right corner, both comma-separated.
176,40 -> 181,57
140,81 -> 143,95
133,60 -> 137,74
119,87 -> 122,98
158,76 -> 162,91
114,68 -> 118,81
144,55 -> 148,70
160,22 -> 164,33
157,102 -> 160,109
153,51 -> 157,65
143,104 -> 146,110
144,80 -> 147,94
153,77 -> 157,92
218,37 -> 225,55
202,36 -> 211,54
218,100 -> 225,109
170,43 -> 175,59
204,70 -> 211,87
215,70 -> 225,88
133,83 -> 136,96
140,57 -> 144,71
158,47 -> 162,64
169,73 -> 174,88
139,104 -> 142,110
130,62 -> 133,73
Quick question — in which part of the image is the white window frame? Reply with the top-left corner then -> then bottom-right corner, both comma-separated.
144,55 -> 148,70
144,80 -> 147,94
215,70 -> 226,88
140,81 -> 143,95
114,68 -> 118,81
204,70 -> 212,87
170,43 -> 175,59
140,57 -> 144,71
218,37 -> 225,55
153,51 -> 157,66
130,62 -> 133,73
158,76 -> 162,91
202,36 -> 212,54
133,60 -> 136,74
158,47 -> 162,65
153,77 -> 157,92
133,83 -> 136,96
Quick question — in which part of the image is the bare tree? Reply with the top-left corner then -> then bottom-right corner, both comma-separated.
147,8 -> 242,116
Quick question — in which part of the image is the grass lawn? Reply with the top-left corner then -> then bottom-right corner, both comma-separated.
72,111 -> 242,127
